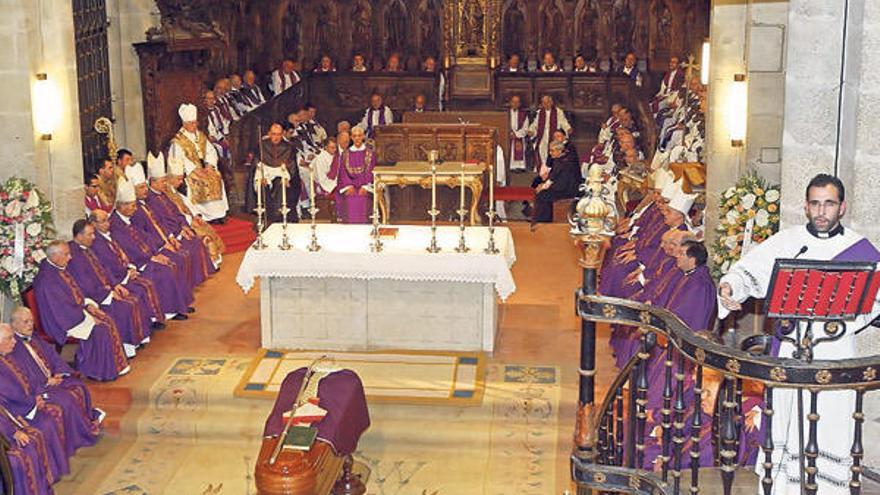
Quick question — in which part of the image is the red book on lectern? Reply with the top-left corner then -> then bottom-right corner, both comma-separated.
766,259 -> 880,321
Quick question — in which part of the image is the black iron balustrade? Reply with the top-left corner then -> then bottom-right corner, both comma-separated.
568,165 -> 880,495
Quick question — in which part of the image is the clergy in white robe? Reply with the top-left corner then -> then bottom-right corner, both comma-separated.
356,94 -> 394,139
718,174 -> 880,495
271,60 -> 301,97
507,95 -> 530,172
527,95 -> 572,169
167,104 -> 229,222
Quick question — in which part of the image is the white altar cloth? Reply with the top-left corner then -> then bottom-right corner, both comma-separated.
236,223 -> 517,299
236,223 -> 516,352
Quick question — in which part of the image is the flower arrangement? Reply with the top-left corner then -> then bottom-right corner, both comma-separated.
0,178 -> 55,302
711,173 -> 780,279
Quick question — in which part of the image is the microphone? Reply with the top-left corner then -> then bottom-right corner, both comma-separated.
793,245 -> 808,259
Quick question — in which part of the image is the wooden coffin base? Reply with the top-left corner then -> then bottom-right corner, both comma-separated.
255,437 -> 365,495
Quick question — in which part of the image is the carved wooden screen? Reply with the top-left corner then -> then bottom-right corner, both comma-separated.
73,0 -> 113,177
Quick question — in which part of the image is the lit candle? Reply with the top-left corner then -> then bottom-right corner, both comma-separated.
431,163 -> 437,208
281,171 -> 288,214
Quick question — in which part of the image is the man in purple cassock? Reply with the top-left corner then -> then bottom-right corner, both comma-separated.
127,166 -> 199,291
336,126 -> 375,224
109,180 -> 194,318
32,242 -> 130,381
639,241 -> 716,470
10,307 -> 102,455
92,208 -> 187,320
68,219 -> 150,353
145,153 -> 215,279
0,323 -> 70,483
0,404 -> 57,495
264,367 -> 370,456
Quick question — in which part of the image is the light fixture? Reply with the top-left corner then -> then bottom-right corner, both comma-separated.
729,73 -> 747,147
33,73 -> 61,140
700,39 -> 710,86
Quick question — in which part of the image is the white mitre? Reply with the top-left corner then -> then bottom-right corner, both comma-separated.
661,177 -> 684,201
668,188 -> 697,215
147,152 -> 166,179
125,163 -> 146,186
167,157 -> 185,176
652,168 -> 674,191
116,178 -> 136,203
178,103 -> 197,123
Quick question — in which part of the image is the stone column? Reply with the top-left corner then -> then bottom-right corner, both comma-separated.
106,0 -> 160,159
778,1 -> 848,227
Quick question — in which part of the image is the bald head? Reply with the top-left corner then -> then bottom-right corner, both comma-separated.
10,307 -> 34,336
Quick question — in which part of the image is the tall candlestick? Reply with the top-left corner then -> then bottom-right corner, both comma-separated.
370,171 -> 383,252
484,161 -> 499,254
278,170 -> 292,250
253,162 -> 266,250
307,163 -> 321,252
455,162 -> 469,253
426,154 -> 440,253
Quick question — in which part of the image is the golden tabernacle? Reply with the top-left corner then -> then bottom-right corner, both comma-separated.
374,161 -> 486,225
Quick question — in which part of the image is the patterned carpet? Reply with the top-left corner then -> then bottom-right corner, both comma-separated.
60,357 -> 560,495
235,349 -> 486,406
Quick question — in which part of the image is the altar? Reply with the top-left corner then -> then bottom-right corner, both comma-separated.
235,223 -> 516,353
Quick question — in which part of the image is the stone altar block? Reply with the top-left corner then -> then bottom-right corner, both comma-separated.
236,224 -> 516,353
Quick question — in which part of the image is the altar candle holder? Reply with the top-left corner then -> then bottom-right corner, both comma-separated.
278,173 -> 292,250
426,150 -> 441,253
253,163 -> 267,250
484,161 -> 500,254
370,173 -> 383,253
455,162 -> 469,253
307,162 -> 321,252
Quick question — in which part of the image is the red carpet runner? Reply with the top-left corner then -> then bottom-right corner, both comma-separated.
213,217 -> 256,254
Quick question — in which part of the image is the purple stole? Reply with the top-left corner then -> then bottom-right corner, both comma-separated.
511,110 -> 527,160
366,106 -> 387,137
535,107 -> 558,143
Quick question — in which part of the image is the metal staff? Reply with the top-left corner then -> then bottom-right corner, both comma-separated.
253,124 -> 267,250
455,162 -> 469,253
268,355 -> 329,465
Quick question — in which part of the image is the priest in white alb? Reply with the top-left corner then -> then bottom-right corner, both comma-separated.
167,103 -> 229,223
718,174 -> 880,495
528,95 -> 571,169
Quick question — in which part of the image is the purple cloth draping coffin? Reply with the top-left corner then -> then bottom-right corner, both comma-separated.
263,368 -> 370,456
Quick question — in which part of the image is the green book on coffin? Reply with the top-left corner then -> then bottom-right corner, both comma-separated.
281,426 -> 318,452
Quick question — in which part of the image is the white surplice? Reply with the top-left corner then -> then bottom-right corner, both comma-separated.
719,225 -> 880,495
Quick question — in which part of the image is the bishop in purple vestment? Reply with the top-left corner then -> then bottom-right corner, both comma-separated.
145,161 -> 214,279
32,243 -> 130,381
92,209 -> 188,319
0,402 -> 59,495
67,221 -> 150,350
336,127 -> 375,224
109,207 -> 194,315
131,196 -> 198,291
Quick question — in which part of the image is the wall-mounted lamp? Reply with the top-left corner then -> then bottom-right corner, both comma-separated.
700,39 -> 710,86
729,73 -> 747,147
33,73 -> 61,141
